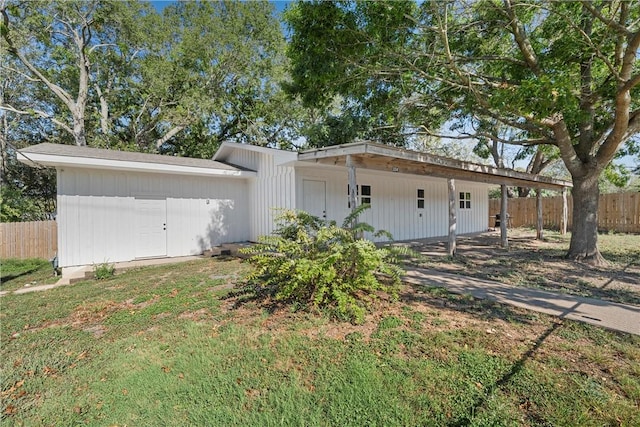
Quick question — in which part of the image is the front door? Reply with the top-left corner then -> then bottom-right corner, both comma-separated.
303,179 -> 326,219
135,198 -> 167,258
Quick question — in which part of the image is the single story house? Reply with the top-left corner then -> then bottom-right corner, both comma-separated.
18,141 -> 570,276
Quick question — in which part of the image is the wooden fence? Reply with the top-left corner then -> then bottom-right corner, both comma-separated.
488,192 -> 640,233
0,220 -> 57,260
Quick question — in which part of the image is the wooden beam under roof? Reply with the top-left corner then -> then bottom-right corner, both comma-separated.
298,141 -> 571,191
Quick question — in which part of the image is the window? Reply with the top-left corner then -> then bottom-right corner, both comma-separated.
417,189 -> 425,209
459,192 -> 471,209
347,184 -> 372,208
361,185 -> 371,205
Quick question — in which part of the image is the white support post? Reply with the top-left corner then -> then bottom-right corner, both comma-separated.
500,184 -> 508,249
536,189 -> 543,240
561,187 -> 568,235
447,178 -> 456,257
346,154 -> 357,214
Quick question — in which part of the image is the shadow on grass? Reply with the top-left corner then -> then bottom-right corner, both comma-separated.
0,268 -> 42,287
401,283 -> 541,326
409,241 -> 640,306
448,320 -> 563,427
221,282 -> 285,314
444,286 -> 631,426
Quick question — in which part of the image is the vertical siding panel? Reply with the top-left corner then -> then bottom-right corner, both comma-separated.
294,168 -> 492,240
54,167 -> 249,267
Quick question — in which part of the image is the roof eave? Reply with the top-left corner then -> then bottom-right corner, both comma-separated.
17,152 -> 256,178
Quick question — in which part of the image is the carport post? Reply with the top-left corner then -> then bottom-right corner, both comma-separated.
447,178 -> 456,257
346,154 -> 358,215
561,187 -> 568,235
536,189 -> 543,240
500,184 -> 508,249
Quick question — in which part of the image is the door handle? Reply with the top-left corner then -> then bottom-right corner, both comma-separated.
163,223 -> 166,231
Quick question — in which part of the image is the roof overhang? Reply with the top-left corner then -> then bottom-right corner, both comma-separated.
17,145 -> 256,179
298,142 -> 571,190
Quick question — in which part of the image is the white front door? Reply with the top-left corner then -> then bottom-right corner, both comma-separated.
135,198 -> 167,258
303,179 -> 326,219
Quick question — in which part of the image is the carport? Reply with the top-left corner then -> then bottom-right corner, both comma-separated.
298,141 -> 572,254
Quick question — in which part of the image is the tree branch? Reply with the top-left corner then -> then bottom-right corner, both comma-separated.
622,109 -> 640,140
0,66 -> 40,82
542,113 -> 584,176
418,125 -> 551,147
596,29 -> 640,164
579,0 -> 632,35
1,8 -> 74,110
0,104 -> 74,136
621,73 -> 640,93
503,0 -> 540,75
88,43 -> 118,54
155,125 -> 186,149
477,107 -> 551,138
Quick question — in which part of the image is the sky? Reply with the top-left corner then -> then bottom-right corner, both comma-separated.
151,1 -> 291,15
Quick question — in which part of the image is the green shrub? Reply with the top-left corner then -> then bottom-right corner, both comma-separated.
94,262 -> 115,280
242,206 -> 406,323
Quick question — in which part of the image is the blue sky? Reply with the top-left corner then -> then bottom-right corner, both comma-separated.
151,1 -> 290,15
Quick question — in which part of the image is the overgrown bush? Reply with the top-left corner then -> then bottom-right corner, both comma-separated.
93,262 -> 115,280
242,206 -> 406,323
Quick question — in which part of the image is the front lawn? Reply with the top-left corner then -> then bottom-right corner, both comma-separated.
413,229 -> 640,306
0,258 -> 58,293
1,256 -> 638,426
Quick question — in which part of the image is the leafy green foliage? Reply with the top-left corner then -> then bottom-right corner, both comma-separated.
242,206 -> 404,323
93,262 -> 115,280
2,0 -> 300,154
284,0 -> 437,147
0,151 -> 55,222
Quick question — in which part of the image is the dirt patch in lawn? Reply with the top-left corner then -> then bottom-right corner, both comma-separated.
218,279 -> 550,349
21,297 -> 162,337
401,229 -> 640,306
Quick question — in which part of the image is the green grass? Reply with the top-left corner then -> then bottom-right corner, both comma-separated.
0,258 -> 58,293
1,257 -> 639,426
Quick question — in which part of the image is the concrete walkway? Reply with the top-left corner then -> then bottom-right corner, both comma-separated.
404,268 -> 640,336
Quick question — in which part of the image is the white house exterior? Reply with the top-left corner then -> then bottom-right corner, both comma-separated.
18,141 -> 570,272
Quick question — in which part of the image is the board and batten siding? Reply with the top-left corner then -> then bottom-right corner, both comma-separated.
56,168 -> 249,267
296,166 -> 489,241
225,148 -> 296,241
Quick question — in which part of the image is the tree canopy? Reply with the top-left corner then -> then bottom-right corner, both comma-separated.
1,0 -> 297,155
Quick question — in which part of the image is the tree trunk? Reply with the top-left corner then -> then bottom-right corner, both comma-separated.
73,114 -> 87,146
566,173 -> 606,265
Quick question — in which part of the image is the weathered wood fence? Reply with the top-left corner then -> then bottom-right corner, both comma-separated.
489,192 -> 640,233
0,220 -> 57,259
